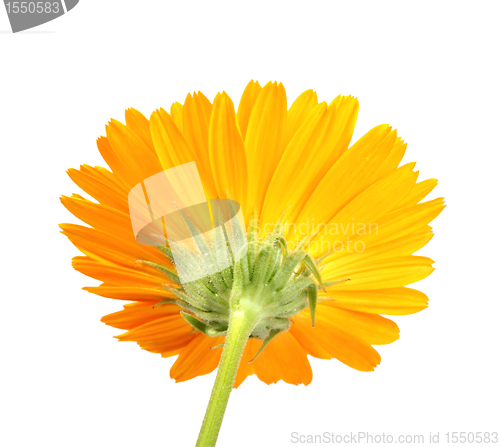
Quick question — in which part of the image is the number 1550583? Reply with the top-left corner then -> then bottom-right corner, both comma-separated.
5,2 -> 60,13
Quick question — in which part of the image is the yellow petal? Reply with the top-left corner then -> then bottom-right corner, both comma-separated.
307,163 -> 418,256
262,96 -> 359,226
292,125 -> 396,231
283,89 -> 318,147
209,92 -> 248,207
182,92 -> 217,196
320,227 -> 433,271
322,287 -> 428,315
323,255 -> 435,290
397,178 -> 439,208
290,310 -> 382,371
313,305 -> 400,345
236,80 -> 262,140
374,135 -> 407,179
326,95 -> 360,165
170,101 -> 184,131
260,102 -> 333,225
150,108 -> 217,199
245,81 -> 287,219
321,198 -> 445,264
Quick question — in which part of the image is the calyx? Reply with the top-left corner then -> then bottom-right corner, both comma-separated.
140,209 -> 332,361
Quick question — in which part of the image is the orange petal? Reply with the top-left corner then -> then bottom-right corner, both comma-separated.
60,223 -> 167,268
170,334 -> 224,382
101,120 -> 163,190
72,256 -> 168,287
116,314 -> 194,357
66,165 -> 128,213
124,107 -> 155,152
102,301 -> 180,330
233,338 -> 261,388
252,331 -> 313,385
83,285 -> 175,302
60,195 -> 133,241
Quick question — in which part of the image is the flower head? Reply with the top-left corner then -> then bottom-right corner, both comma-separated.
61,80 -> 444,388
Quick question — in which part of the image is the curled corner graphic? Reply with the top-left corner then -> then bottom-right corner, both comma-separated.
128,162 -> 247,285
4,0 -> 79,33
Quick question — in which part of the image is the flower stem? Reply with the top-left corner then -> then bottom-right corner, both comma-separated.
196,307 -> 258,447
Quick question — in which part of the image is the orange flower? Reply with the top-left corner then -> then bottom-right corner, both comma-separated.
61,80 -> 444,389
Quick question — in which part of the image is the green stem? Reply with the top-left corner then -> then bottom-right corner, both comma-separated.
196,306 -> 259,447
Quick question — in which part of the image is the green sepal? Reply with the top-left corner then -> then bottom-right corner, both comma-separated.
136,260 -> 180,284
213,208 -> 232,290
153,298 -> 208,313
229,259 -> 244,309
177,207 -> 227,292
307,283 -> 318,327
271,208 -> 289,236
270,251 -> 308,291
246,211 -> 259,280
275,300 -> 309,318
169,239 -> 218,295
315,250 -> 335,266
294,234 -> 314,252
303,254 -> 325,291
275,236 -> 289,257
182,282 -> 227,313
251,243 -> 273,286
165,285 -> 212,311
249,329 -> 282,363
180,312 -> 227,337
273,277 -> 314,305
323,278 -> 350,288
272,290 -> 308,317
154,298 -> 198,312
155,245 -> 174,263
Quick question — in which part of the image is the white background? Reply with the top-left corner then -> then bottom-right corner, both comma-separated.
1,1 -> 499,446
